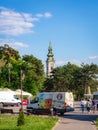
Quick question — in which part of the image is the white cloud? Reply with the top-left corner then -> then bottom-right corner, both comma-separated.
44,12 -> 52,18
55,61 -> 66,66
88,56 -> 98,60
36,13 -> 43,18
55,59 -> 82,66
83,56 -> 98,65
13,42 -> 29,48
0,39 -> 29,48
22,13 -> 39,22
36,12 -> 52,18
0,6 -> 52,36
55,56 -> 98,67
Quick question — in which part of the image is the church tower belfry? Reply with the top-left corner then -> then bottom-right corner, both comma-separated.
46,42 -> 55,77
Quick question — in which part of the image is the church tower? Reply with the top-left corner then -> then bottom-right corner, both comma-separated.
46,42 -> 55,77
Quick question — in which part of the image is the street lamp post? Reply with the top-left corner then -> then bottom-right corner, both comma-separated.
8,61 -> 11,83
20,69 -> 23,110
20,70 -> 23,110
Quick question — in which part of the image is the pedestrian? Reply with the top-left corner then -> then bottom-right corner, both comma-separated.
86,99 -> 91,113
80,99 -> 86,113
92,98 -> 96,113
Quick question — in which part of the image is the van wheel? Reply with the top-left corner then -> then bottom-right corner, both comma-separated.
32,108 -> 34,114
53,109 -> 57,116
60,112 -> 64,115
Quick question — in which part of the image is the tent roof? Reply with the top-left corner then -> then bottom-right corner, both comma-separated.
15,89 -> 32,96
0,88 -> 14,92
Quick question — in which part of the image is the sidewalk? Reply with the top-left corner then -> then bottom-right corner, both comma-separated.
52,108 -> 97,130
52,117 -> 96,130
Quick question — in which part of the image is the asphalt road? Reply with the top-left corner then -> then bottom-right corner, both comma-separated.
0,105 -> 26,114
52,102 -> 98,130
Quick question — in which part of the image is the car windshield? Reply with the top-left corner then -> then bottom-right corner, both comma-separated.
93,95 -> 98,100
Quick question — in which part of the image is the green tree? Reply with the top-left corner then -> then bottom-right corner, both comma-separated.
22,55 -> 45,94
44,62 -> 79,92
44,62 -> 98,100
0,45 -> 45,95
80,63 -> 98,93
0,44 -> 20,88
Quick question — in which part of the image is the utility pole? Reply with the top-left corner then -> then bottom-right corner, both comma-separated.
4,44 -> 11,83
8,61 -> 10,83
20,69 -> 23,110
20,69 -> 25,110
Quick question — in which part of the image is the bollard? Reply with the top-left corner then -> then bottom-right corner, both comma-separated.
50,108 -> 53,116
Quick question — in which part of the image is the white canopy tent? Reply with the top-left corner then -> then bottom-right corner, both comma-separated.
15,89 -> 32,103
0,88 -> 32,103
0,88 -> 14,92
15,89 -> 32,97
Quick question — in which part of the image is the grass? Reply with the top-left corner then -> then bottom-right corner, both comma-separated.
96,118 -> 98,129
0,114 -> 58,130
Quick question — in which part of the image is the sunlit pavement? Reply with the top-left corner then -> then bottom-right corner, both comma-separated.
52,102 -> 98,130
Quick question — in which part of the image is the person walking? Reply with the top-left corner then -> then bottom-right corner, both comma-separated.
81,99 -> 86,113
86,99 -> 91,113
92,98 -> 96,113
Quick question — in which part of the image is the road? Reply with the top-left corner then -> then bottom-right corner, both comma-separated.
0,105 -> 26,114
52,102 -> 98,130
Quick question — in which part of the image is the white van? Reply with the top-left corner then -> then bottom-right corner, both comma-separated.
52,92 -> 74,115
26,92 -> 74,115
27,92 -> 53,114
0,91 -> 21,107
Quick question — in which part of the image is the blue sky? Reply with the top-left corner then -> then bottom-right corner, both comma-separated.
0,0 -> 98,70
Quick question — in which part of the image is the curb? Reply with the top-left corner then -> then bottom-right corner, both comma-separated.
52,118 -> 60,130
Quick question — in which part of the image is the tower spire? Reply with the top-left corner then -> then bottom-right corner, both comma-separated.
47,41 -> 54,61
46,42 -> 55,77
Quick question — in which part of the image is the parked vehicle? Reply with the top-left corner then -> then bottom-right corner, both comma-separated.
27,92 -> 53,114
0,91 -> 21,107
52,92 -> 74,115
26,92 -> 74,115
93,91 -> 98,108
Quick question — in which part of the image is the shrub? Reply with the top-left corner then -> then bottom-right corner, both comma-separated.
17,109 -> 25,126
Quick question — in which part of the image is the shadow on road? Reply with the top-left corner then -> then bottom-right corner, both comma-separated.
59,110 -> 98,122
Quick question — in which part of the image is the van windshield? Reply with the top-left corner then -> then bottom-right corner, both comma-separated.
13,95 -> 19,100
30,97 -> 39,103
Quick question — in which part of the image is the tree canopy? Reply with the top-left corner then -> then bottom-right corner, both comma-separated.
44,62 -> 98,99
0,44 -> 45,95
